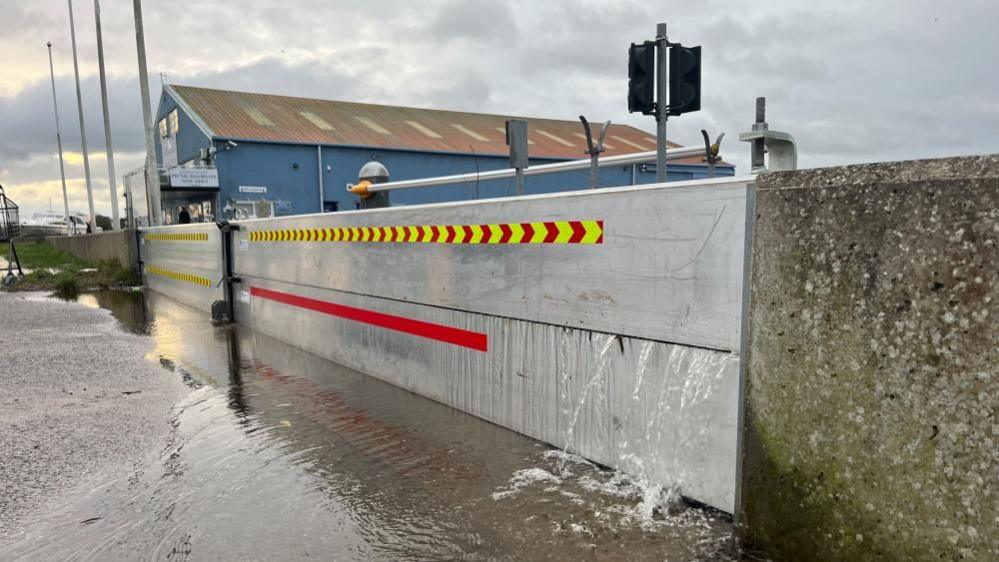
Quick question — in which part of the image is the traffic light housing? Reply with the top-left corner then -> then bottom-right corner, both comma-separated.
628,41 -> 656,115
668,45 -> 701,116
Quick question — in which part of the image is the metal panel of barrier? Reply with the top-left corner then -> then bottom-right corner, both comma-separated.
228,177 -> 752,512
234,176 -> 750,351
233,276 -> 739,511
139,223 -> 224,312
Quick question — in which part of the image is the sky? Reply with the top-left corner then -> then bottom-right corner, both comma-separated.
1,0 -> 998,218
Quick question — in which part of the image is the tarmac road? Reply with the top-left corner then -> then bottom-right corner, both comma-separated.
0,292 -> 189,545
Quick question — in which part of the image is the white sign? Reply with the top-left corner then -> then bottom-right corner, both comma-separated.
240,290 -> 251,304
239,239 -> 248,251
238,185 -> 267,194
168,167 -> 219,188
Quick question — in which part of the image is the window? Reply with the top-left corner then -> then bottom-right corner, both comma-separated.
299,111 -> 333,130
355,116 -> 391,135
244,107 -> 275,127
159,118 -> 168,139
168,109 -> 179,136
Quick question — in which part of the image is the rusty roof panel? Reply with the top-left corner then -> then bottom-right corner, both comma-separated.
169,85 -> 718,164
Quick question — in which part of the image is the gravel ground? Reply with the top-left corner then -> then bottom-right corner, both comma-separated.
0,292 -> 189,545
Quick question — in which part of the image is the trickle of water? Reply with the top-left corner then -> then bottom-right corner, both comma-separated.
559,332 -> 618,473
551,322 -> 738,521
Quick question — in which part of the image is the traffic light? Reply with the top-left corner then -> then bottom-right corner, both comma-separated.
628,41 -> 656,115
668,45 -> 701,116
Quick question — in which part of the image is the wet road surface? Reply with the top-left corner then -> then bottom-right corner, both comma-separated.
1,291 -> 736,560
0,292 -> 189,545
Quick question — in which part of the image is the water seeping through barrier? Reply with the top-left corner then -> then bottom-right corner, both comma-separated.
136,176 -> 753,514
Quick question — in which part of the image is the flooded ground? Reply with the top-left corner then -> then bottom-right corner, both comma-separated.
2,291 -> 736,560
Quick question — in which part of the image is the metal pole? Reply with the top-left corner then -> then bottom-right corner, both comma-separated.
349,145 -> 707,194
752,96 -> 766,172
655,22 -> 669,183
68,0 -> 96,231
94,0 -> 119,230
133,0 -> 161,225
317,145 -> 325,212
47,42 -> 72,233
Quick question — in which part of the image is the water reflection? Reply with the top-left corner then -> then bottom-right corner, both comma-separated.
6,291 -> 735,560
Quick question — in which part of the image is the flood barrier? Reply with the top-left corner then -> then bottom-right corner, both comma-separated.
138,154 -> 999,559
138,223 -> 224,312
140,176 -> 752,513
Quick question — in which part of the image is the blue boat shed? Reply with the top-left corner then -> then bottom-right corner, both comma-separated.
152,85 -> 734,223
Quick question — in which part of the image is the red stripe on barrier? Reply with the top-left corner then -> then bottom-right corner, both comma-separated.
596,220 -> 604,244
569,221 -> 586,244
250,286 -> 488,352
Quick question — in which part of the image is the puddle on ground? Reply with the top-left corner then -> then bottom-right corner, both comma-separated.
3,290 -> 736,560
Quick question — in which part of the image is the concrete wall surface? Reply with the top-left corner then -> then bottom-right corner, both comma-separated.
47,230 -> 138,268
740,155 -> 999,560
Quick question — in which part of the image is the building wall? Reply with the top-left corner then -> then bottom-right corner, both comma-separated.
213,141 -> 319,216
154,91 -> 211,167
155,89 -> 734,218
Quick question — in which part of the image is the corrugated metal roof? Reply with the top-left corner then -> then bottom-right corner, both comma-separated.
168,85 -> 719,165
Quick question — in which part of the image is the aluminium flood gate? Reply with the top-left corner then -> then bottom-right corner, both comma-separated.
141,176 -> 753,513
138,223 -> 225,312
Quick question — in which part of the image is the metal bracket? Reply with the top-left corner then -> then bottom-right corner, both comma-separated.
216,220 -> 240,232
214,219 -> 240,324
738,96 -> 798,173
580,116 -> 611,189
700,130 -> 725,178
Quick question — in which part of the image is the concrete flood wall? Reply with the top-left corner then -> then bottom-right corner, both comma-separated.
740,155 -> 999,560
46,229 -> 138,267
137,223 -> 224,312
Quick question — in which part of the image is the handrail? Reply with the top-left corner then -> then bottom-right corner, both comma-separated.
348,145 -> 713,194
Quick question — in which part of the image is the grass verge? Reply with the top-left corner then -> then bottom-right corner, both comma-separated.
6,240 -> 88,270
2,241 -> 140,294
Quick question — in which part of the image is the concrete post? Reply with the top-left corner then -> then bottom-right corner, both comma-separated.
740,155 -> 999,561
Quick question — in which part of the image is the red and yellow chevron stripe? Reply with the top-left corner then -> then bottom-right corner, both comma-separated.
248,220 -> 603,245
144,232 -> 209,242
146,265 -> 213,287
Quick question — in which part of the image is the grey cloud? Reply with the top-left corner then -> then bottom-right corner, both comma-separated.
429,0 -> 518,43
0,73 -> 146,163
3,0 -> 999,218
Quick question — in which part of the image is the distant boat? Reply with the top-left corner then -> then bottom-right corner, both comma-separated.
20,212 -> 99,236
